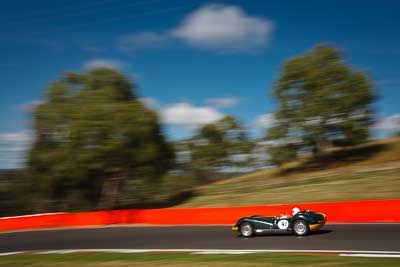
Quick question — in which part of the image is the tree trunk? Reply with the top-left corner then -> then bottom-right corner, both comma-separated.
97,175 -> 122,210
313,134 -> 331,156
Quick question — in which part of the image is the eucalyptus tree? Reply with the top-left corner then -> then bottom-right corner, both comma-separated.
29,68 -> 174,211
266,45 -> 375,166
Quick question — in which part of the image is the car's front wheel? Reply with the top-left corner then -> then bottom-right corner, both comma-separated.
292,220 -> 309,236
240,222 -> 254,237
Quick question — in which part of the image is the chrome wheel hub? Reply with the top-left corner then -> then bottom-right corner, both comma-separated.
294,222 -> 306,234
241,224 -> 252,237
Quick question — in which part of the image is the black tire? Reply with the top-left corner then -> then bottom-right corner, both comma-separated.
240,222 -> 255,238
292,220 -> 309,236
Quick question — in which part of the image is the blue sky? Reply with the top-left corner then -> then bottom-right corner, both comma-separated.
1,0 -> 400,168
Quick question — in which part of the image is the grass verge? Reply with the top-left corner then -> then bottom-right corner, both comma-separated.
0,253 -> 400,267
177,138 -> 400,207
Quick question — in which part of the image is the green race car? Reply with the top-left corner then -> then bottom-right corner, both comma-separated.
232,207 -> 327,237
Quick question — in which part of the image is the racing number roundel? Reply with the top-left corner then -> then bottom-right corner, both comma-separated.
277,219 -> 289,229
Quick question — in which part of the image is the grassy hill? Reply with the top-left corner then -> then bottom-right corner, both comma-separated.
176,137 -> 400,207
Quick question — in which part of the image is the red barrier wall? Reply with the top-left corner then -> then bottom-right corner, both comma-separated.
0,199 -> 399,232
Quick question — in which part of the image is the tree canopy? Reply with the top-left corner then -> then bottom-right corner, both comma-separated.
266,45 -> 376,166
28,68 -> 174,211
180,115 -> 254,180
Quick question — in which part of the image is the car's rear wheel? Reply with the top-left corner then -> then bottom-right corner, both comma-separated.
240,222 -> 254,237
292,220 -> 309,236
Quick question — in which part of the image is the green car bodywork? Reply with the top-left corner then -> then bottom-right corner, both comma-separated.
232,210 -> 327,236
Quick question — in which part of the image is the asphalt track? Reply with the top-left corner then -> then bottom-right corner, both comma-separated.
0,224 -> 399,253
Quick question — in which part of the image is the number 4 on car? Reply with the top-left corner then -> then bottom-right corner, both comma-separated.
231,207 -> 327,237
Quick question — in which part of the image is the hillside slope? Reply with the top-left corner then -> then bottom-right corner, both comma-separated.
177,138 -> 400,207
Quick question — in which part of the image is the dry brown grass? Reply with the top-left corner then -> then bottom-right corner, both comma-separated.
176,138 -> 400,207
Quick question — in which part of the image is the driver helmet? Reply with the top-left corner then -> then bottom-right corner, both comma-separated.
292,207 -> 300,216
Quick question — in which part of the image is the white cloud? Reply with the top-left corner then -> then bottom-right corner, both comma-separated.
374,114 -> 400,133
0,132 -> 32,169
161,102 -> 223,129
253,113 -> 276,130
140,97 -> 161,109
116,4 -> 274,53
116,32 -> 168,51
83,59 -> 125,70
18,100 -> 43,112
171,4 -> 274,52
0,132 -> 31,142
206,97 -> 243,108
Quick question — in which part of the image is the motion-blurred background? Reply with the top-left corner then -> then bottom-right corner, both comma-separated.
1,0 -> 399,217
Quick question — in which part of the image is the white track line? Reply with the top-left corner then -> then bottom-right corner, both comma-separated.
1,223 -> 400,234
192,251 -> 255,255
340,253 -> 400,258
1,249 -> 400,255
0,252 -> 23,256
0,213 -> 65,220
